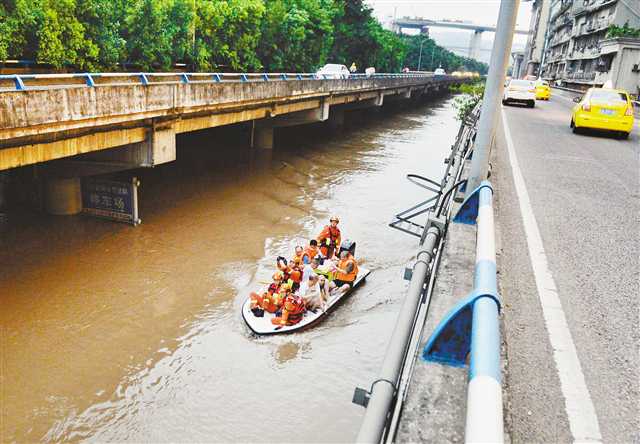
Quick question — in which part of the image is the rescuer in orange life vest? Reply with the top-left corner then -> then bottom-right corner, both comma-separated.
251,271 -> 286,314
330,249 -> 359,295
317,216 -> 341,259
271,293 -> 306,326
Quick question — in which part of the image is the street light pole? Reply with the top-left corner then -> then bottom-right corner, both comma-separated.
418,39 -> 425,71
467,0 -> 521,193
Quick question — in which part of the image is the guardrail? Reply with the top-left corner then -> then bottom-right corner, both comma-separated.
354,104 -> 480,443
423,180 -> 503,443
0,71 -> 445,91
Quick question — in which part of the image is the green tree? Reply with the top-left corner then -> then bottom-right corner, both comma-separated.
77,0 -> 127,68
258,0 -> 334,72
327,0 -> 405,72
167,0 -> 196,67
402,34 -> 488,74
194,0 -> 264,71
0,0 -> 43,62
124,0 -> 173,70
36,0 -> 99,70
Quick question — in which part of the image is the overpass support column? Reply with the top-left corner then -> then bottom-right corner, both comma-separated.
469,30 -> 483,60
328,109 -> 345,130
44,177 -> 82,215
252,122 -> 274,150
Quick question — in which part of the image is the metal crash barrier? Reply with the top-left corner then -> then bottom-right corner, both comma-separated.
0,71 -> 461,91
423,180 -> 503,443
354,105 -> 479,444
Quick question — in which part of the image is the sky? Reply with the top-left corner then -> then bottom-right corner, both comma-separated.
366,0 -> 534,62
366,0 -> 533,29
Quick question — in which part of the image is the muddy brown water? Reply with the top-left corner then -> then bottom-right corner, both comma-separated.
1,97 -> 460,442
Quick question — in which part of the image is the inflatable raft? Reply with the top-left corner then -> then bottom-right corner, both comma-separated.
241,266 -> 370,335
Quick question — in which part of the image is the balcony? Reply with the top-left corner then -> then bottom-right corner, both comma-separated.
573,0 -> 618,17
567,46 -> 601,60
549,33 -> 572,47
552,15 -> 573,31
567,71 -> 597,80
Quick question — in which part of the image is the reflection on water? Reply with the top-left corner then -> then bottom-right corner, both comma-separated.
1,97 -> 460,442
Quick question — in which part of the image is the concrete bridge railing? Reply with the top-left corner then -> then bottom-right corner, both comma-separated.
0,72 -> 470,172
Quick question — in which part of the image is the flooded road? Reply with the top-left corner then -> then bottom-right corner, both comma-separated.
1,96 -> 460,442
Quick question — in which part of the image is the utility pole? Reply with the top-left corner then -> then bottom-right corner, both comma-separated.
467,0 -> 521,193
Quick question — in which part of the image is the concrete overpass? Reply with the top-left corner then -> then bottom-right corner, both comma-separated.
0,71 -> 470,214
392,18 -> 529,60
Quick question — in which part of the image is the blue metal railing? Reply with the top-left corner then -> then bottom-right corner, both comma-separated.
422,180 -> 503,443
0,71 -> 456,92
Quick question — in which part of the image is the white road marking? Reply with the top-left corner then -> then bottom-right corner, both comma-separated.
501,108 -> 603,443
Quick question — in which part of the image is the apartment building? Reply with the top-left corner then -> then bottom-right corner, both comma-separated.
523,0 -> 551,77
540,0 -> 640,93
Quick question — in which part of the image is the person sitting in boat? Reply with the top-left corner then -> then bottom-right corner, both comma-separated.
330,250 -> 359,295
269,271 -> 284,294
250,270 -> 286,315
291,246 -> 306,267
302,240 -> 320,264
271,293 -> 306,326
277,256 -> 302,292
299,273 -> 328,313
301,256 -> 320,284
317,216 -> 341,259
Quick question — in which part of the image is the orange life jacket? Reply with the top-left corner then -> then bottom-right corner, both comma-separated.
262,289 -> 287,313
289,269 -> 302,283
250,291 -> 264,311
303,245 -> 319,262
271,294 -> 306,326
317,225 -> 341,257
291,252 -> 305,267
335,255 -> 358,282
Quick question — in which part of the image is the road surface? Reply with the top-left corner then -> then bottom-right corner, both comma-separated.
495,88 -> 639,443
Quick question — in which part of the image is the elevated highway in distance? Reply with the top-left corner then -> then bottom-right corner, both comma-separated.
0,71 -> 471,213
392,18 -> 529,60
393,18 -> 530,35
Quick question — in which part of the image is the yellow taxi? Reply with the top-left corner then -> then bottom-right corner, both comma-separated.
570,87 -> 635,139
535,80 -> 551,100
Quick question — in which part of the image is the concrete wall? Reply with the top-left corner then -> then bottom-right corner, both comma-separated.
0,76 -> 466,171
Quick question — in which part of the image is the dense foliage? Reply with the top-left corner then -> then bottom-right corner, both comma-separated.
0,0 -> 487,74
402,35 -> 488,74
605,23 -> 640,39
451,81 -> 485,121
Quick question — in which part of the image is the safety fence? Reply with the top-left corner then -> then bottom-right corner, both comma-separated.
0,71 -> 449,92
354,103 -> 481,443
423,180 -> 503,443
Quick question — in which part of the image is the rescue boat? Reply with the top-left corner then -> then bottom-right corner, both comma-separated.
241,241 -> 370,335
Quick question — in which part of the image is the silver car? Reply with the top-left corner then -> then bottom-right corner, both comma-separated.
316,64 -> 351,79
